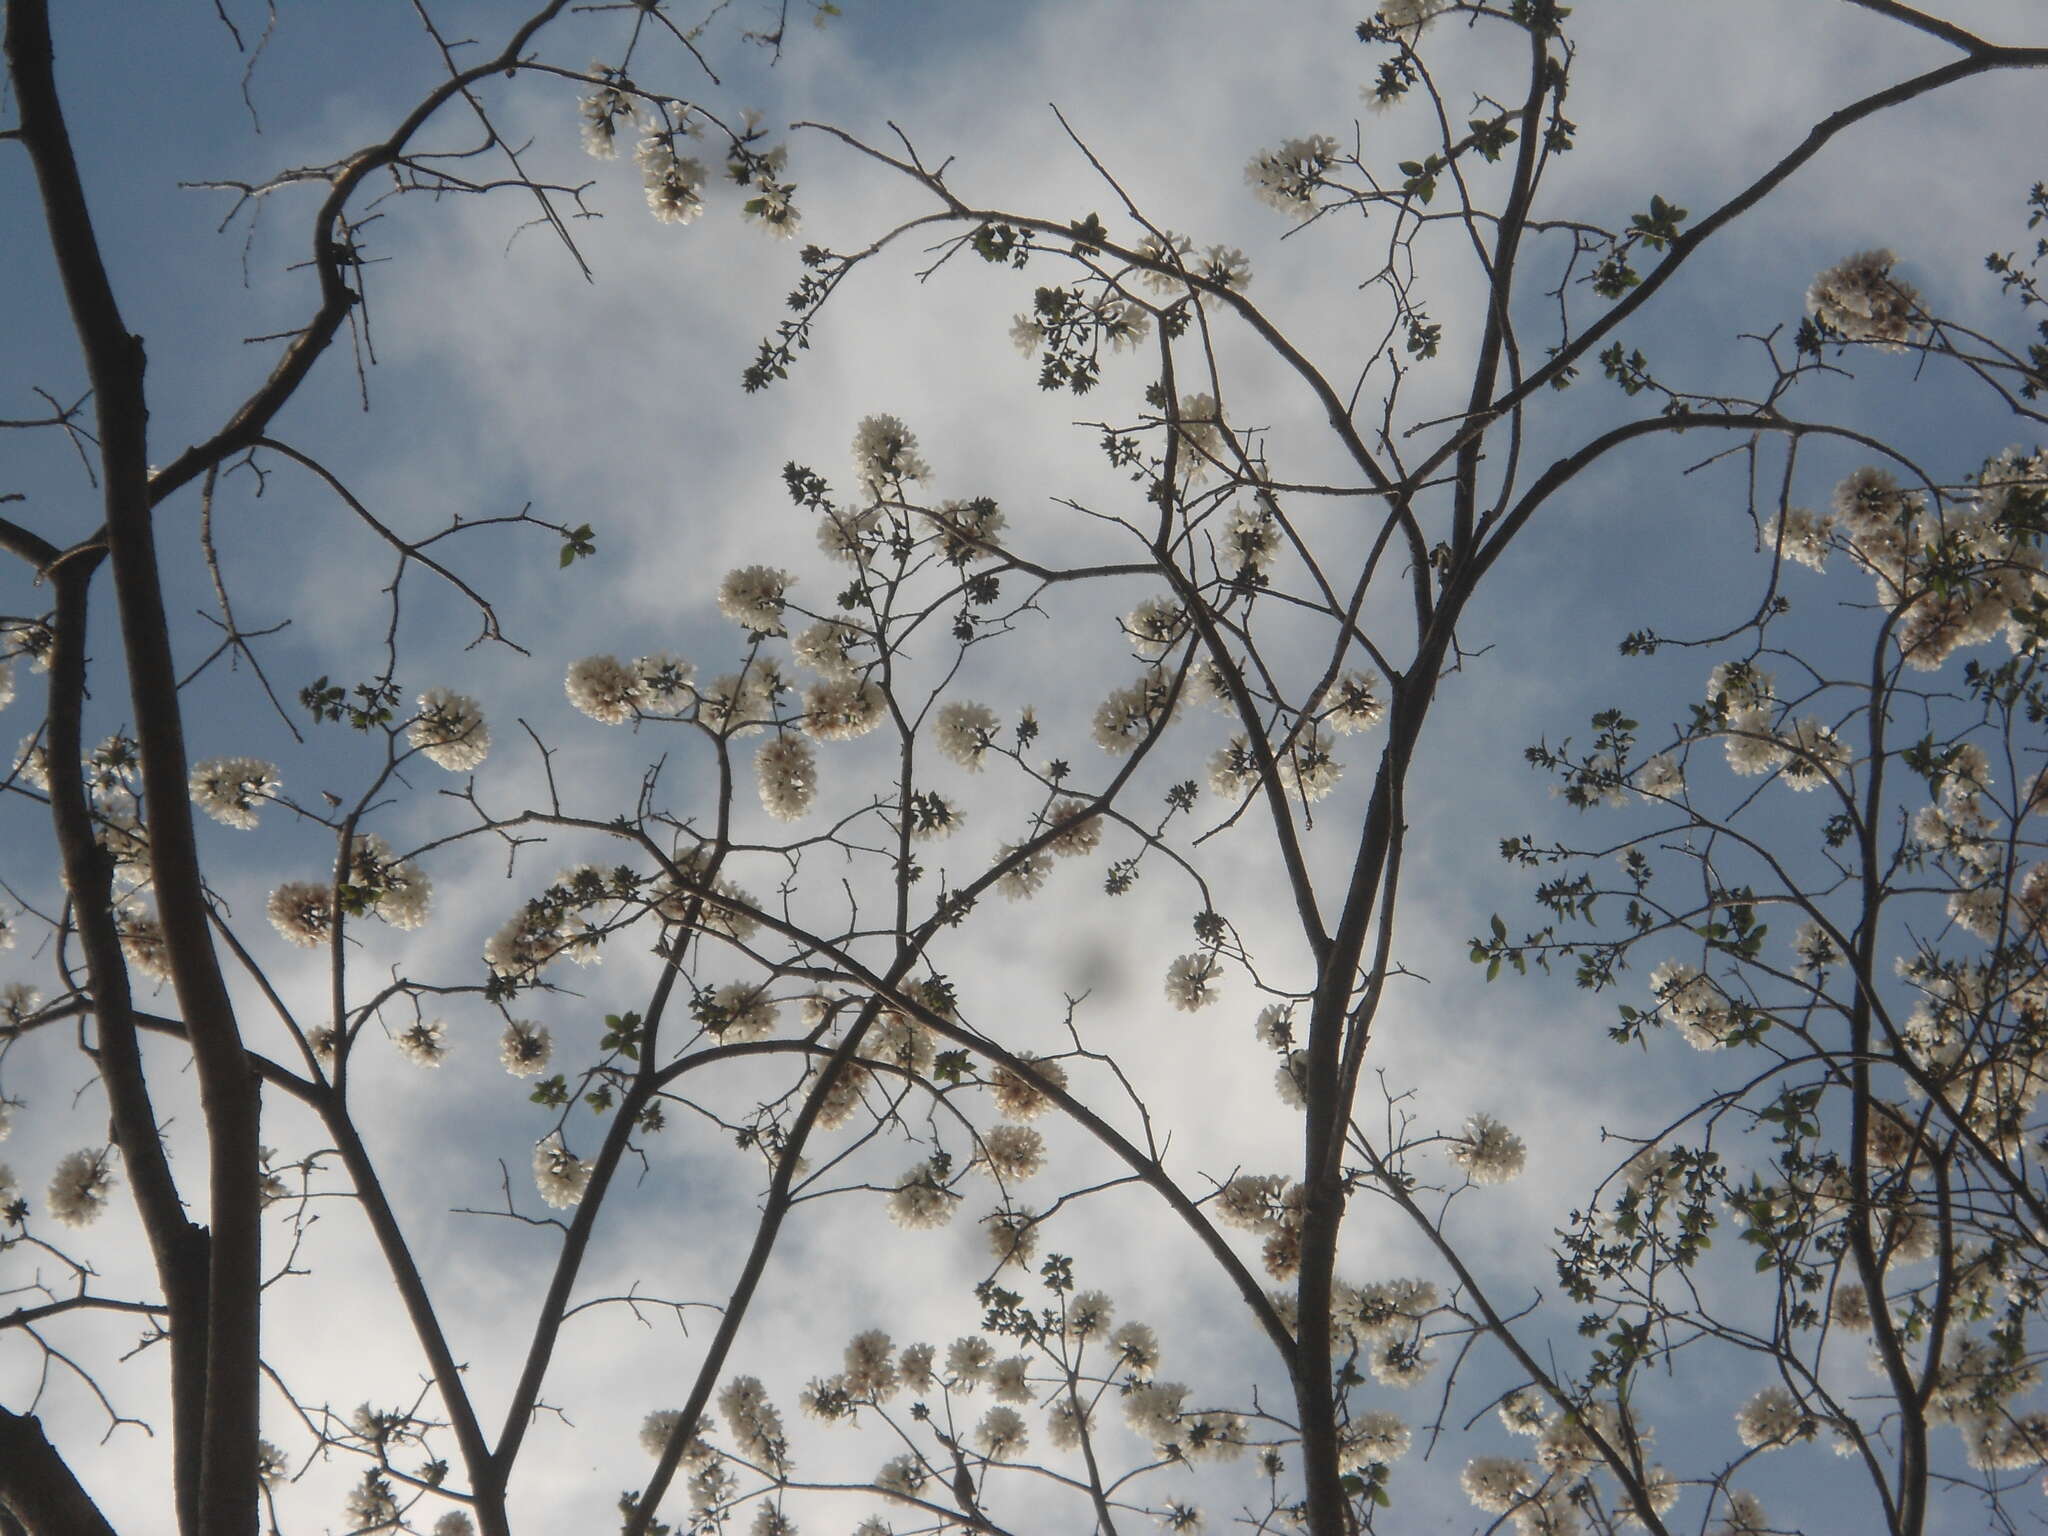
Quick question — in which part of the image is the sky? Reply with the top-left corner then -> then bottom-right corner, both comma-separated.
4,1 -> 2048,1533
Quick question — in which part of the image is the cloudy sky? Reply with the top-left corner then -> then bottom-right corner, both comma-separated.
4,1 -> 2047,1533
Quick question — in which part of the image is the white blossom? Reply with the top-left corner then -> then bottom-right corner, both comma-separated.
532,1133 -> 592,1210
1807,249 -> 1925,350
565,655 -> 647,723
409,689 -> 490,771
48,1147 -> 116,1226
188,757 -> 280,828
1449,1112 -> 1526,1184
719,566 -> 795,636
1164,952 -> 1222,1011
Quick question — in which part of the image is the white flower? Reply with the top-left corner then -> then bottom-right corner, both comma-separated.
1111,1321 -> 1160,1379
1806,249 -> 1925,351
1221,501 -> 1281,578
1325,672 -> 1385,733
1275,1051 -> 1311,1108
1449,1112 -> 1526,1184
1648,960 -> 1735,1050
1198,244 -> 1252,292
990,1355 -> 1033,1403
719,566 -> 794,636
634,651 -> 700,720
793,620 -> 861,679
1792,921 -> 1842,973
499,1020 -> 551,1076
935,701 -> 999,769
1634,752 -> 1684,799
924,498 -> 1007,565
1164,952 -> 1222,1011
579,78 -> 636,159
1124,598 -> 1187,660
48,1148 -> 116,1226
1010,313 -> 1046,356
803,677 -> 886,741
1172,393 -> 1224,479
1498,1388 -> 1549,1436
348,834 -> 432,931
1779,716 -> 1848,791
719,1375 -> 790,1473
1046,799 -> 1101,857
409,689 -> 489,771
997,843 -> 1054,901
1338,1411 -> 1410,1469
991,1055 -> 1067,1120
975,1124 -> 1046,1182
13,735 -> 49,789
1717,1491 -> 1770,1536
975,1405 -> 1029,1459
1068,1289 -> 1114,1337
433,1515 -> 476,1536
1278,725 -> 1342,802
1368,1337 -> 1433,1387
1093,667 -> 1182,754
343,1471 -> 401,1533
255,1439 -> 288,1487
1706,660 -> 1776,712
1763,506 -> 1834,572
1124,1380 -> 1188,1444
887,1160 -> 954,1229
640,138 -> 707,224
1135,229 -> 1196,293
188,757 -> 280,829
853,414 -> 930,498
1209,735 -> 1263,797
1461,1456 -> 1534,1514
565,655 -> 646,723
899,1342 -> 937,1392
395,1019 -> 448,1067
842,1329 -> 899,1400
118,910 -> 171,981
702,662 -> 785,737
268,882 -> 335,948
1724,706 -> 1790,776
1378,0 -> 1451,35
1048,1397 -> 1093,1449
0,658 -> 10,711
756,735 -> 817,820
1734,1385 -> 1814,1449
875,1455 -> 926,1503
1246,134 -> 1339,218
947,1335 -> 996,1386
533,1133 -> 592,1209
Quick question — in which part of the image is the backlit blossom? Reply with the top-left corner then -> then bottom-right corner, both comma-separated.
1462,1456 -> 1534,1514
1806,249 -> 1925,351
1763,506 -> 1834,572
566,654 -> 645,723
189,757 -> 280,828
975,1405 -> 1029,1459
395,1019 -> 447,1067
1338,1411 -> 1410,1469
793,620 -> 862,679
853,415 -> 930,497
1165,952 -> 1222,1011
719,566 -> 794,636
1450,1112 -> 1526,1184
887,1160 -> 955,1229
803,677 -> 886,741
268,881 -> 335,948
991,1055 -> 1068,1120
997,843 -> 1053,900
936,701 -> 999,769
1634,752 -> 1684,799
1094,667 -> 1182,753
1779,716 -> 1848,790
1735,1385 -> 1815,1449
48,1148 -> 116,1226
756,735 -> 818,820
1246,134 -> 1339,218
533,1132 -> 592,1209
409,689 -> 489,771
975,1123 -> 1046,1181
500,1020 -> 552,1077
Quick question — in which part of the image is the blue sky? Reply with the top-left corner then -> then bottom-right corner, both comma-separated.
5,2 -> 2048,1533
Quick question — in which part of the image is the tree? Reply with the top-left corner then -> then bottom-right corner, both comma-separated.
2,1 -> 2046,1533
